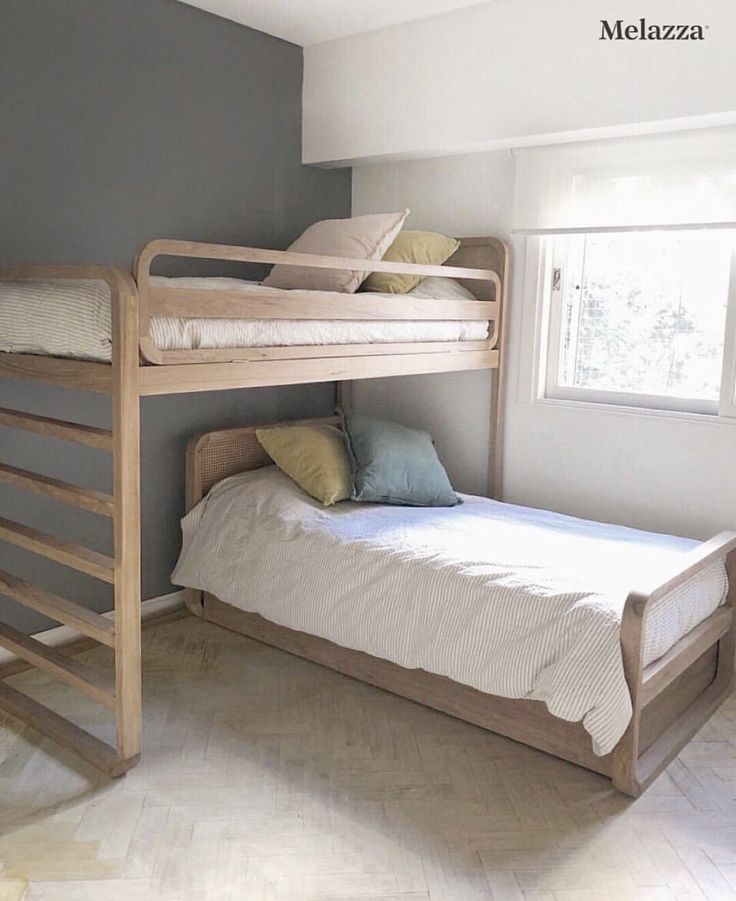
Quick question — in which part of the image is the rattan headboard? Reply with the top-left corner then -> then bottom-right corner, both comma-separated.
186,416 -> 341,511
449,237 -> 507,302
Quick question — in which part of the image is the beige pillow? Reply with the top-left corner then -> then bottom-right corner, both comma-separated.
363,230 -> 460,294
408,276 -> 477,300
255,424 -> 352,506
263,210 -> 409,294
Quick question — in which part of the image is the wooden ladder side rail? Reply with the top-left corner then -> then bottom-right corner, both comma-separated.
612,532 -> 736,796
0,264 -> 142,777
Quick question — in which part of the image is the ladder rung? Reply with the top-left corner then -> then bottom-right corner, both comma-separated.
0,682 -> 135,776
0,407 -> 113,450
0,621 -> 115,708
0,463 -> 114,517
0,516 -> 115,583
0,569 -> 115,647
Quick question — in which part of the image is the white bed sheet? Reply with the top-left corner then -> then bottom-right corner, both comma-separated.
0,276 -> 488,362
172,467 -> 728,756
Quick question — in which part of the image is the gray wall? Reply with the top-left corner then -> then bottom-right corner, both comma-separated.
0,0 -> 352,632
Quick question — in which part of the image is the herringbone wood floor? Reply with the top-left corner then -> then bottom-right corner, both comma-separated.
0,614 -> 735,901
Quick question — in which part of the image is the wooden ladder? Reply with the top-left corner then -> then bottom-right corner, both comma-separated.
0,266 -> 141,776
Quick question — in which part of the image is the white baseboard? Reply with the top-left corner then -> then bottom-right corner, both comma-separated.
0,590 -> 186,666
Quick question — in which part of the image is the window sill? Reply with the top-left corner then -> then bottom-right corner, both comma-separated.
531,395 -> 736,427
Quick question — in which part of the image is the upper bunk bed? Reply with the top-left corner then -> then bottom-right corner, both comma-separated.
0,234 -> 507,775
0,236 -> 507,397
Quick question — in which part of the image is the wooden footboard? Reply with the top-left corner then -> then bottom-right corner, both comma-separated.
612,533 -> 736,796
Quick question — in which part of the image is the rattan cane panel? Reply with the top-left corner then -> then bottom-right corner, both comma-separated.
198,416 -> 341,497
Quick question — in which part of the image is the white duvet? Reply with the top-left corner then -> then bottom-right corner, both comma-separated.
0,276 -> 488,361
172,467 -> 728,756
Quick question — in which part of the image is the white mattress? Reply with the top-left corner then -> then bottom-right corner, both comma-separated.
172,467 -> 728,757
0,276 -> 489,362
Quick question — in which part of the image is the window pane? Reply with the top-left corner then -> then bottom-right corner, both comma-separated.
556,230 -> 734,403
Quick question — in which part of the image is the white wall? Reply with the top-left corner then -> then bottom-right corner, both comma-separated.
342,0 -> 736,540
304,0 -> 736,165
353,153 -> 736,540
351,151 -> 515,497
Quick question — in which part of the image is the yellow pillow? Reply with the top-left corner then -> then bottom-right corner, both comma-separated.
255,424 -> 352,506
363,230 -> 460,294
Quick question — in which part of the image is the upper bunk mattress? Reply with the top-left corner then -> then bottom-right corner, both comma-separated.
172,466 -> 728,757
0,276 -> 489,362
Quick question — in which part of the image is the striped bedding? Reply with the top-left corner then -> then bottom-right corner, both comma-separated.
0,277 -> 488,362
172,467 -> 728,756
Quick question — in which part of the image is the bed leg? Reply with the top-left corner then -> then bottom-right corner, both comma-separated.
612,723 -> 643,797
185,589 -> 204,618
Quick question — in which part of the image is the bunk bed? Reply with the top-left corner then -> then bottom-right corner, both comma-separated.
2,235 -> 734,797
0,236 -> 506,777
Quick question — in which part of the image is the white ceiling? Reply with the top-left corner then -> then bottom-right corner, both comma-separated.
178,0 -> 491,46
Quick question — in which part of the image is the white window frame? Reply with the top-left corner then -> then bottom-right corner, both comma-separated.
536,230 -> 736,419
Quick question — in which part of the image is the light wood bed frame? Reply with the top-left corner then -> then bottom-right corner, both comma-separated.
0,237 -> 507,775
184,417 -> 736,798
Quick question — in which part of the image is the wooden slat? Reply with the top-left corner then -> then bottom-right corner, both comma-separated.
0,407 -> 113,450
147,286 -> 496,321
0,516 -> 115,583
641,607 -> 733,707
0,352 -> 112,392
0,621 -> 115,708
147,339 -> 494,366
0,569 -> 115,647
0,463 -> 114,516
139,348 -> 498,396
0,682 -> 135,777
137,238 -> 499,282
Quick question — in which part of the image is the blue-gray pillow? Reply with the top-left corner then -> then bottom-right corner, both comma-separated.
343,412 -> 460,507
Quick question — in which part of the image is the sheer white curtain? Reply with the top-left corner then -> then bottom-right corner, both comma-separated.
512,127 -> 736,233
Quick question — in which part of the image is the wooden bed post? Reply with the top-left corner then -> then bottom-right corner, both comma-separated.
487,241 -> 509,501
111,270 -> 142,768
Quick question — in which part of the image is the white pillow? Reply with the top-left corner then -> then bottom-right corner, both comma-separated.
408,276 -> 477,300
264,210 -> 409,294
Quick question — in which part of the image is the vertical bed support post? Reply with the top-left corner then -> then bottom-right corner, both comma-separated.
488,264 -> 508,501
111,271 -> 142,767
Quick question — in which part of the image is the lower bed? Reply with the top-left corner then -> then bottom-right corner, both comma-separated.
172,466 -> 728,758
0,276 -> 489,361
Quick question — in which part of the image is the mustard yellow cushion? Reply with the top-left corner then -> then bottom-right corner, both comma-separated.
363,230 -> 460,294
255,424 -> 352,506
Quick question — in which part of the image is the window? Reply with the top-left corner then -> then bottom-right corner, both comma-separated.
542,229 -> 736,415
